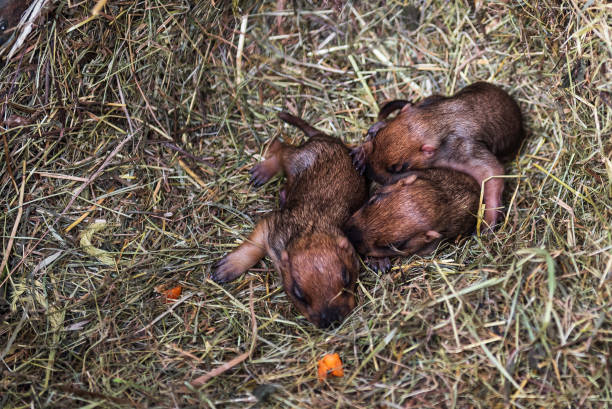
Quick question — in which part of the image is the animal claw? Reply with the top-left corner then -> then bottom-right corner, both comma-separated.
366,121 -> 386,140
211,257 -> 240,283
366,257 -> 391,273
249,163 -> 271,187
350,146 -> 366,174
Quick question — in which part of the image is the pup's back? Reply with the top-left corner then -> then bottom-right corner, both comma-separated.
411,168 -> 481,236
439,82 -> 524,159
282,135 -> 367,227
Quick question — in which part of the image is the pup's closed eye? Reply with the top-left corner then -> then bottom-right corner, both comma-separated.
389,239 -> 408,251
293,284 -> 307,304
341,266 -> 350,287
387,162 -> 410,173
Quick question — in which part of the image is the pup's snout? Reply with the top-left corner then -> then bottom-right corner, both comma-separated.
318,307 -> 344,328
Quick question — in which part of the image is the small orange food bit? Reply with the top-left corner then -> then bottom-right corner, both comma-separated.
317,353 -> 344,381
163,286 -> 182,303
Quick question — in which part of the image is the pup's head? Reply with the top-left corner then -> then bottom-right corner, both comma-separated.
359,105 -> 439,184
344,175 -> 442,258
278,233 -> 359,328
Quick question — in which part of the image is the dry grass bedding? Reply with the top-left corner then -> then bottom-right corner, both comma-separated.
0,1 -> 611,407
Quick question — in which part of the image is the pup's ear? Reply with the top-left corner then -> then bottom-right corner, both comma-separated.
421,144 -> 437,157
401,103 -> 415,113
398,174 -> 418,187
336,236 -> 350,250
424,230 -> 442,242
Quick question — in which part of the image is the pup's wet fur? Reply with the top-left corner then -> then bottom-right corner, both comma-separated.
351,82 -> 524,229
212,113 -> 368,328
344,168 -> 480,271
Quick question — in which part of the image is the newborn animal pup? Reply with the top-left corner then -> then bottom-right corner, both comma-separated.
351,82 -> 524,229
212,112 -> 368,328
343,168 -> 480,272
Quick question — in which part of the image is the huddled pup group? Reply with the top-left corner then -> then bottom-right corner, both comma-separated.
212,82 -> 525,328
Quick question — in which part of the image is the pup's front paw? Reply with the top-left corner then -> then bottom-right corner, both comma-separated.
211,255 -> 244,283
350,146 -> 367,175
366,256 -> 391,273
482,206 -> 503,233
366,121 -> 386,140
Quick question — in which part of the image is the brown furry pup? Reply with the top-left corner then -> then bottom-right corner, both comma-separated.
343,168 -> 480,272
351,82 -> 524,229
212,112 -> 368,328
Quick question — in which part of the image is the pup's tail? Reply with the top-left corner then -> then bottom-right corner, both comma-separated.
278,112 -> 325,138
377,100 -> 410,121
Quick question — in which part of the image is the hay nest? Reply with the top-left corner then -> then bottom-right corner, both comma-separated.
1,1 -> 610,407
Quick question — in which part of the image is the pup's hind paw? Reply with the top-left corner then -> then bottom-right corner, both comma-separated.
482,207 -> 503,233
249,161 -> 276,187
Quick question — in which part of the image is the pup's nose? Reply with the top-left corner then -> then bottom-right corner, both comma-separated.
318,308 -> 343,328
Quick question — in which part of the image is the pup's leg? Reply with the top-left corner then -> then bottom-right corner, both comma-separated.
211,218 -> 271,283
277,112 -> 330,181
250,139 -> 286,187
278,112 -> 324,138
467,152 -> 505,230
350,122 -> 381,175
481,171 -> 504,229
437,144 -> 504,229
378,100 -> 410,120
402,230 -> 442,255
416,238 -> 442,256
